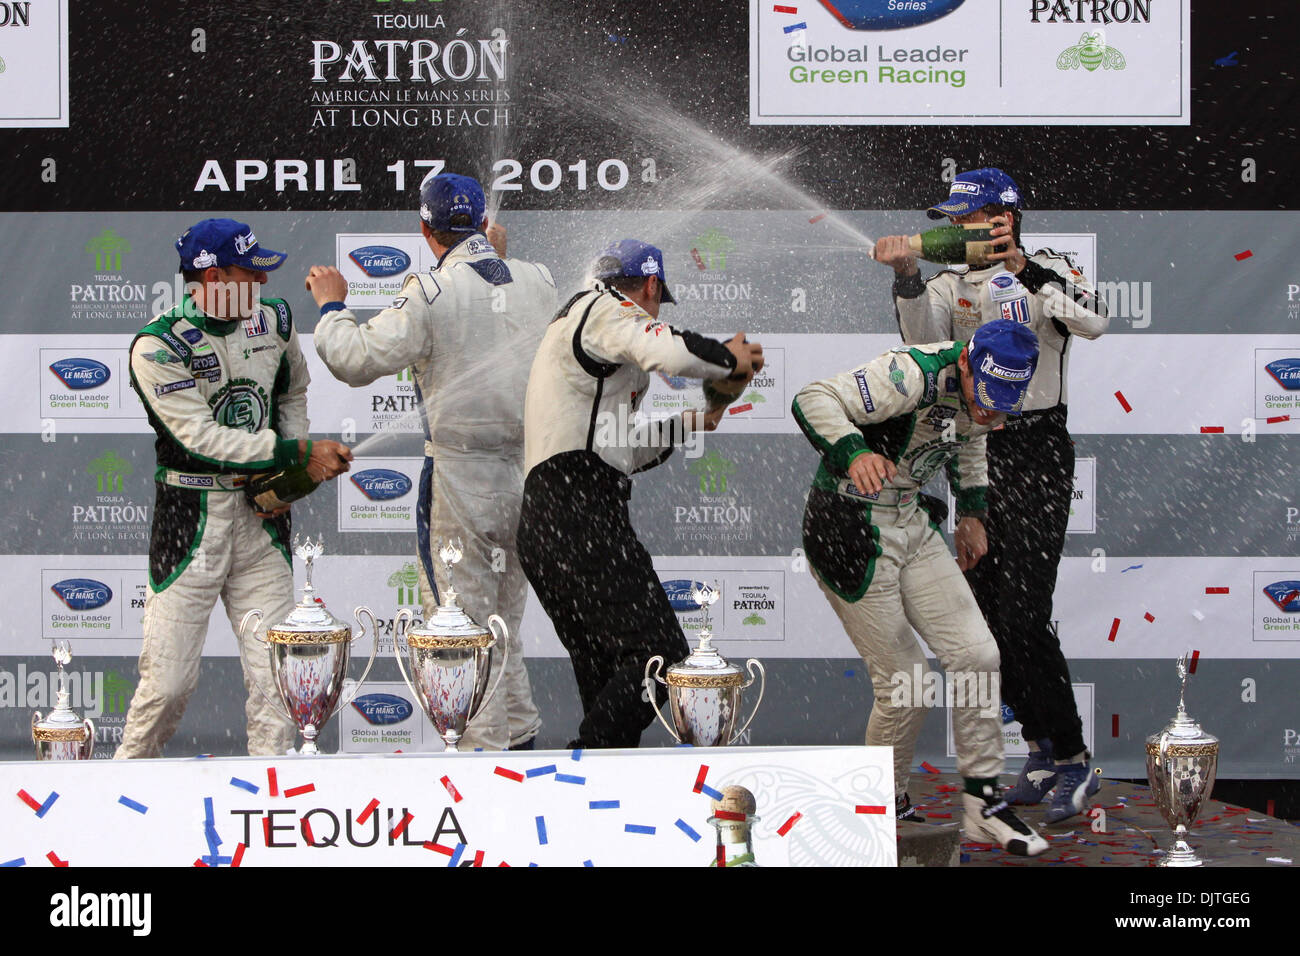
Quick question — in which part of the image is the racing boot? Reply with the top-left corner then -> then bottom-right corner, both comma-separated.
1005,739 -> 1058,805
962,784 -> 1048,857
1044,758 -> 1102,824
895,792 -> 926,823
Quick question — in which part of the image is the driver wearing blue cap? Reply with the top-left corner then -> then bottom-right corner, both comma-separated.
793,320 -> 1049,857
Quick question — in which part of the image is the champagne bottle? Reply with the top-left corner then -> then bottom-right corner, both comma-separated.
907,223 -> 996,265
244,465 -> 319,513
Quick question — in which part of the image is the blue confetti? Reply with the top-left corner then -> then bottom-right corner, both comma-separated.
526,764 -> 557,778
1215,51 -> 1238,67
699,784 -> 723,801
118,795 -> 148,814
36,791 -> 59,819
1121,564 -> 1144,573
536,815 -> 548,845
625,824 -> 656,835
555,774 -> 586,785
204,797 -> 215,825
571,748 -> 583,762
229,777 -> 259,794
844,669 -> 855,677
959,853 -> 971,864
783,21 -> 807,33
583,859 -> 594,866
0,858 -> 25,867
675,819 -> 702,842
449,843 -> 466,867
589,800 -> 620,810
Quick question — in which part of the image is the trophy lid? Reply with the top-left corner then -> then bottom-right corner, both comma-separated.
665,583 -> 745,686
403,541 -> 492,648
1146,653 -> 1219,748
265,537 -> 351,643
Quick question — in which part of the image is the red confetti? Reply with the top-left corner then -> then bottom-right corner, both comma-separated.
1144,612 -> 1155,623
1112,714 -> 1120,737
690,248 -> 706,271
356,798 -> 380,825
231,843 -> 246,868
301,818 -> 315,846
1234,250 -> 1253,261
262,817 -> 272,847
1267,415 -> 1291,424
1107,618 -> 1121,642
774,4 -> 799,11
1200,426 -> 1224,433
777,812 -> 802,836
1188,650 -> 1200,674
46,851 -> 67,867
16,789 -> 42,812
1206,587 -> 1229,595
267,767 -> 278,797
498,861 -> 511,868
494,767 -> 525,783
920,761 -> 940,775
1267,799 -> 1276,817
440,775 -> 463,803
424,842 -> 455,856
1114,391 -> 1132,413
473,850 -> 485,867
284,783 -> 315,798
716,845 -> 727,867
193,859 -> 208,867
855,805 -> 888,815
391,812 -> 414,840
927,812 -> 953,819
714,809 -> 747,821
693,764 -> 709,794
809,213 -> 827,224
728,403 -> 753,415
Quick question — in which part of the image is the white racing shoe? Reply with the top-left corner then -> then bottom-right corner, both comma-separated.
962,785 -> 1049,857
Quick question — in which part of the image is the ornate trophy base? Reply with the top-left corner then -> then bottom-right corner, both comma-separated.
1157,828 -> 1205,867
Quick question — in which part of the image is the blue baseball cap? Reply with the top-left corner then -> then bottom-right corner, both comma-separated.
176,219 -> 287,272
968,319 -> 1039,414
592,239 -> 676,304
419,172 -> 486,232
927,168 -> 1022,219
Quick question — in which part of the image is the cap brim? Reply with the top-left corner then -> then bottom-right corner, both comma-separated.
926,200 -> 981,219
232,248 -> 288,272
659,281 -> 676,305
974,378 -> 1025,414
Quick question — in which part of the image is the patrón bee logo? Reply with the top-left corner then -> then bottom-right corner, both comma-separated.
1056,30 -> 1126,72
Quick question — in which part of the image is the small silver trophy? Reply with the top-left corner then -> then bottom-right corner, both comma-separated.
1145,653 -> 1219,867
645,582 -> 766,746
239,536 -> 378,755
393,540 -> 508,752
32,641 -> 95,760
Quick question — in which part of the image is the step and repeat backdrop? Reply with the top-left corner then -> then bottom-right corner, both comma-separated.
0,1 -> 1296,778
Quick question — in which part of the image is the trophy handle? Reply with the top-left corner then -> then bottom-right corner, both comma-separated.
391,608 -> 420,703
728,659 -> 766,745
642,656 -> 681,743
81,718 -> 95,759
481,615 -> 511,709
334,606 -> 380,718
236,608 -> 292,722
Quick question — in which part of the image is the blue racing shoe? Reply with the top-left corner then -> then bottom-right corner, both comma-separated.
1044,760 -> 1102,824
1005,740 -> 1058,806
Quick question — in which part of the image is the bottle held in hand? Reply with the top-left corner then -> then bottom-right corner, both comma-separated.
245,465 -> 319,513
908,224 -> 996,265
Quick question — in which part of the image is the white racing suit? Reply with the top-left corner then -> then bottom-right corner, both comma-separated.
895,252 -> 1108,761
315,233 -> 557,750
118,296 -> 307,758
792,342 -> 1002,798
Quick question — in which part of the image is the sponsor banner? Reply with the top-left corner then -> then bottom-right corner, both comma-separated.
337,457 -> 420,533
750,0 -> 1190,126
946,455 -> 1095,534
658,572 -> 785,643
1253,571 -> 1300,642
1256,348 -> 1300,420
0,0 -> 68,128
41,348 -> 135,420
641,347 -> 786,422
0,746 -> 896,866
946,684 -> 1094,758
336,680 -> 444,753
334,233 -> 423,309
1022,232 -> 1097,285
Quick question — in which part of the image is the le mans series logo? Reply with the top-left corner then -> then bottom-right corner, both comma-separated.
1257,575 -> 1300,639
1257,352 -> 1300,419
46,356 -> 115,415
350,246 -> 411,278
817,0 -> 965,30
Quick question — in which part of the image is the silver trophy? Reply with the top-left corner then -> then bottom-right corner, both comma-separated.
645,582 -> 766,746
239,536 -> 378,755
32,641 -> 95,760
393,540 -> 508,752
1145,653 -> 1219,867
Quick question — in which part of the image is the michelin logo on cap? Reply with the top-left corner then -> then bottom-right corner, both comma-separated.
979,352 -> 1032,381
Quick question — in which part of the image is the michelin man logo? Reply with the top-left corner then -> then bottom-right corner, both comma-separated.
999,187 -> 1019,204
641,256 -> 660,275
192,250 -> 218,269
